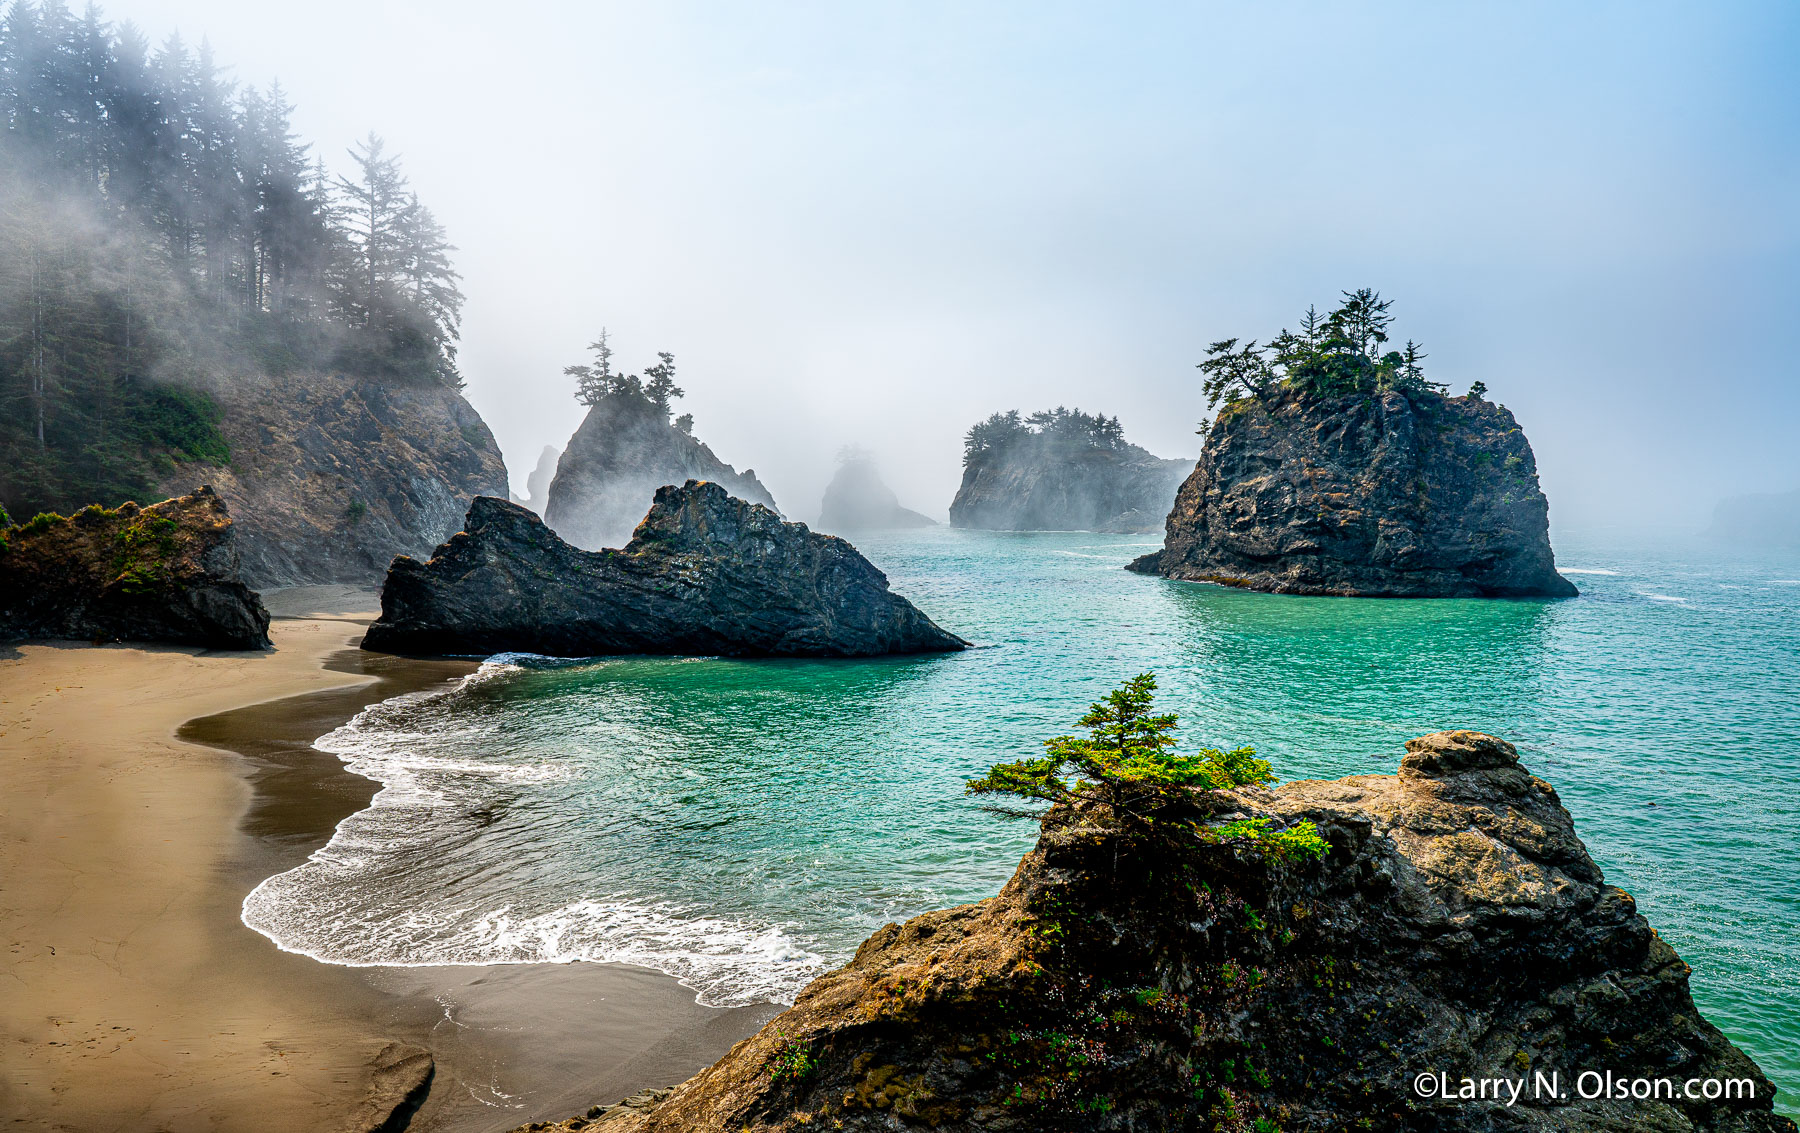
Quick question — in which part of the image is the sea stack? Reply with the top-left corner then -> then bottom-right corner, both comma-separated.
532,732 -> 1793,1133
1134,387 -> 1577,597
364,480 -> 966,658
544,389 -> 777,550
950,407 -> 1190,533
0,486 -> 271,650
817,453 -> 936,532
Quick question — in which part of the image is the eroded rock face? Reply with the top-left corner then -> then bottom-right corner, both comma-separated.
363,481 -> 966,659
1132,389 -> 1576,597
545,396 -> 778,551
530,731 -> 1790,1133
159,370 -> 509,589
0,486 -> 270,649
951,444 -> 1191,533
818,459 -> 936,532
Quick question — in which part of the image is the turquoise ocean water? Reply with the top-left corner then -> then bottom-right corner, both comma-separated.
244,528 -> 1799,1111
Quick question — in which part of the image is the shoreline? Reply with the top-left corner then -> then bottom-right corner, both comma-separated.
0,607 -> 774,1132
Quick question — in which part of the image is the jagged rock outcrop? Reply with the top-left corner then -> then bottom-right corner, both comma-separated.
951,428 -> 1189,533
158,370 -> 508,589
818,457 -> 936,532
525,731 -> 1790,1133
545,396 -> 777,550
1132,389 -> 1577,597
364,481 -> 965,658
0,486 -> 270,649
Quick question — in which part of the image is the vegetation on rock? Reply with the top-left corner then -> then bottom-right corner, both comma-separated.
967,673 -> 1327,859
0,485 -> 269,648
1199,289 -> 1443,410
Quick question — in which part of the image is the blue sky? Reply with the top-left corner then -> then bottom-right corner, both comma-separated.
98,1 -> 1800,529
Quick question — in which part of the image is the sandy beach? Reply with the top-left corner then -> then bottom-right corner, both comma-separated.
0,600 -> 774,1132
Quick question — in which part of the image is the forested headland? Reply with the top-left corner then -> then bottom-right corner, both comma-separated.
1,1 -> 463,516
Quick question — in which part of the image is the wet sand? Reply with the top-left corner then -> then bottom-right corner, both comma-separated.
1,606 -> 774,1132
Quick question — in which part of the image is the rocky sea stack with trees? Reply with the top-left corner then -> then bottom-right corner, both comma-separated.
0,5 -> 504,584
517,684 -> 1790,1133
1132,291 -> 1577,598
0,485 -> 269,649
544,333 -> 778,550
364,480 -> 966,659
951,407 -> 1191,533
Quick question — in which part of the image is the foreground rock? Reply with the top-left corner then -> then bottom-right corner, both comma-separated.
545,392 -> 778,550
1133,388 -> 1576,597
818,455 -> 936,532
951,408 -> 1189,532
158,370 -> 509,588
364,481 -> 966,658
525,731 -> 1790,1133
0,487 -> 270,649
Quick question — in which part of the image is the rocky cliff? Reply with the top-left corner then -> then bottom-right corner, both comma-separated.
525,731 -> 1790,1133
951,428 -> 1189,533
0,486 -> 270,649
156,370 -> 508,589
544,396 -> 778,550
364,481 -> 966,658
818,457 -> 936,532
1132,389 -> 1576,597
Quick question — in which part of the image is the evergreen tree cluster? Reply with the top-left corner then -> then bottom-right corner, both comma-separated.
1199,289 -> 1446,410
962,406 -> 1128,466
0,1 -> 463,515
565,329 -> 686,425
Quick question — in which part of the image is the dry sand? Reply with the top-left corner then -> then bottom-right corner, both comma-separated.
0,611 -> 773,1132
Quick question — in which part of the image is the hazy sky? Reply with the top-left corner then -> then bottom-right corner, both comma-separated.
98,1 -> 1799,531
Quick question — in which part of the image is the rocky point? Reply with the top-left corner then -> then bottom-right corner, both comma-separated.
363,480 -> 966,658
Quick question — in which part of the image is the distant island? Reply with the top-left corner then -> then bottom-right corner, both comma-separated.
1706,489 -> 1800,550
950,407 -> 1190,532
543,333 -> 777,550
1132,290 -> 1577,598
817,449 -> 936,532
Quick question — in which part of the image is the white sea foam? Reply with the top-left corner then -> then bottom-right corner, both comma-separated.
1559,568 -> 1621,575
242,662 -> 828,1007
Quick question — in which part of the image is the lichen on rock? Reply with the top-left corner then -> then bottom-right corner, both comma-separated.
0,486 -> 270,650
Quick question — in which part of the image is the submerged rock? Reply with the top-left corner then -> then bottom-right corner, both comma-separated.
525,731 -> 1791,1133
545,393 -> 778,550
1133,388 -> 1577,597
363,480 -> 966,658
0,486 -> 271,649
818,456 -> 936,532
951,409 -> 1190,532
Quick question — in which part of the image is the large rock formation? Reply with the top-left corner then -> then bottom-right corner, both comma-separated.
0,486 -> 270,650
158,370 -> 509,589
544,395 -> 778,550
818,456 -> 936,532
1133,389 -> 1577,597
951,412 -> 1189,532
525,732 -> 1791,1133
364,481 -> 965,658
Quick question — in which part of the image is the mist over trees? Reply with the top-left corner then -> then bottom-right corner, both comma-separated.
963,406 -> 1129,466
0,0 -> 463,515
1199,289 -> 1444,410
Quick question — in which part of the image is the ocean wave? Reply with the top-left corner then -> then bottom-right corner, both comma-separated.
242,668 -> 827,1007
1559,568 -> 1620,575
